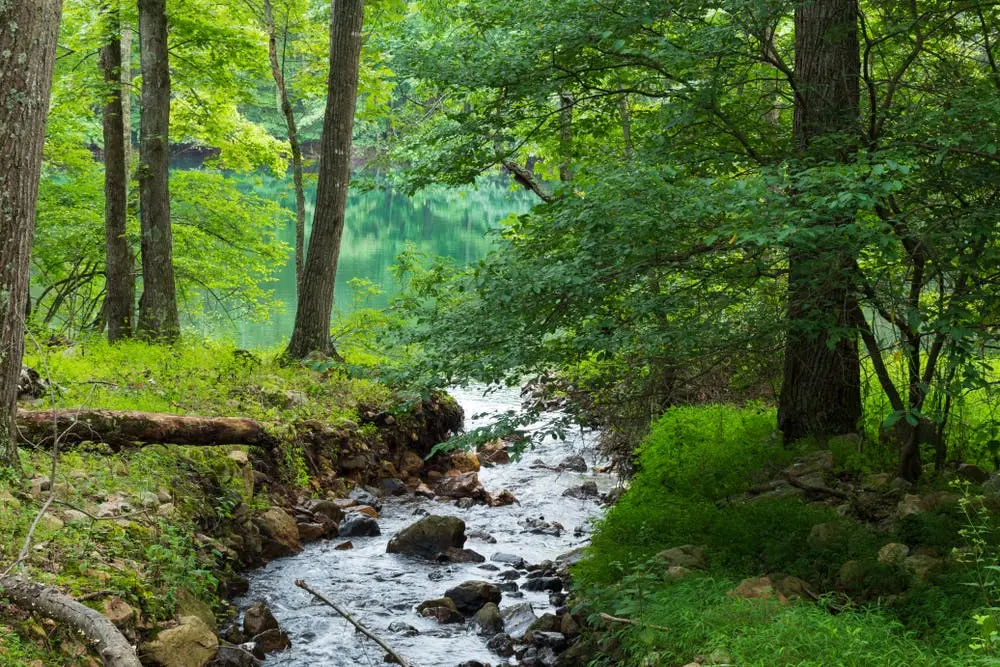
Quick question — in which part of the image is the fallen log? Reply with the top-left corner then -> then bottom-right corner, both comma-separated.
15,408 -> 277,450
0,575 -> 140,667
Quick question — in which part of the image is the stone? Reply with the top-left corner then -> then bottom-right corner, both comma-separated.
142,616 -> 219,667
783,450 -> 834,479
727,576 -> 786,603
501,602 -> 538,640
252,628 -> 291,654
386,515 -> 466,559
521,577 -> 562,593
243,601 -> 279,638
209,646 -> 260,667
445,581 -> 503,615
378,478 -> 407,496
666,565 -> 691,580
473,602 -> 504,636
348,487 -> 382,512
351,504 -> 379,518
306,500 -> 346,523
531,631 -> 567,649
436,547 -> 485,563
905,553 -> 941,581
807,522 -> 847,551
486,632 -> 515,656
417,597 -> 464,624
772,574 -> 815,601
657,545 -> 707,570
862,473 -> 891,491
388,621 -> 420,636
450,450 -> 481,473
487,489 -> 518,507
919,491 -> 960,513
103,596 -> 135,628
253,508 -> 301,558
559,612 -> 581,638
335,541 -> 353,550
177,589 -> 217,632
958,464 -> 990,484
434,471 -> 487,501
339,514 -> 380,537
555,547 -> 587,566
878,542 -> 910,565
478,439 -> 511,465
561,482 -> 599,500
96,493 -> 132,518
296,522 -> 327,542
838,559 -> 868,587
896,494 -> 923,518
456,497 -> 477,509
557,455 -> 588,472
491,552 -> 526,569
468,528 -> 497,543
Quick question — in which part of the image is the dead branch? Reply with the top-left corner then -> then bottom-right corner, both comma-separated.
295,579 -> 414,667
598,612 -> 670,632
783,474 -> 850,500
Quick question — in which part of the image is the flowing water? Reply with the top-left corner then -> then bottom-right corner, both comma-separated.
240,385 -> 614,666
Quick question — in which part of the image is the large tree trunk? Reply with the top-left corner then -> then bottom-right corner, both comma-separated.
0,0 -> 63,471
285,0 -> 366,359
778,0 -> 862,443
16,409 -> 277,450
263,0 -> 308,294
136,0 -> 179,342
102,0 -> 136,343
0,576 -> 140,667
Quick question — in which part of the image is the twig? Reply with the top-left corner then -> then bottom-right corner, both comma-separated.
77,589 -> 117,602
598,612 -> 670,632
783,474 -> 850,500
294,579 -> 414,667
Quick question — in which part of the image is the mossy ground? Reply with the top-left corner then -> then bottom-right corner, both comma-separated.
0,338 -> 401,666
572,404 -> 1000,666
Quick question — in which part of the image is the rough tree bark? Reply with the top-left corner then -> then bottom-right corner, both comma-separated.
285,0 -> 366,359
102,0 -> 136,342
15,409 -> 278,450
0,0 -> 63,471
778,0 -> 862,443
136,0 -> 180,342
0,576 -> 140,667
263,0 -> 308,293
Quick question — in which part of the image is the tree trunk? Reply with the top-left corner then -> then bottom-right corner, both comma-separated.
102,0 -> 136,343
778,0 -> 862,443
0,576 -> 140,667
285,0 -> 366,359
16,408 -> 277,450
136,0 -> 179,342
122,25 -> 133,170
263,0 -> 308,295
0,0 -> 63,471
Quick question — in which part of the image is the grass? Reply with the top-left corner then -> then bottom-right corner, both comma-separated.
573,403 -> 996,666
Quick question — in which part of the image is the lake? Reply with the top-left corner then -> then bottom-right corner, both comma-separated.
192,174 -> 535,349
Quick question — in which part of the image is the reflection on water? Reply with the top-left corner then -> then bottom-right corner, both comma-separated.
193,174 -> 534,349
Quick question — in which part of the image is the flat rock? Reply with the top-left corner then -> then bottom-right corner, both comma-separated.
445,581 -> 502,615
209,646 -> 260,667
386,515 -> 466,560
339,514 -> 380,537
142,616 -> 218,667
254,508 -> 301,558
501,602 -> 538,640
658,544 -> 707,570
473,602 -> 504,636
435,471 -> 487,501
557,455 -> 588,472
491,552 -> 526,569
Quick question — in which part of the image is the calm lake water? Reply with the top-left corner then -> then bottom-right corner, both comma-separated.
194,174 -> 535,349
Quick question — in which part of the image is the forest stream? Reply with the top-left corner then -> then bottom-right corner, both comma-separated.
238,385 -> 615,666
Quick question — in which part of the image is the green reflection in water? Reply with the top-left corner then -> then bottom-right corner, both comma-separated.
192,173 -> 534,349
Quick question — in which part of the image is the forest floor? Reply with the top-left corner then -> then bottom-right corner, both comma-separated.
569,404 -> 1000,666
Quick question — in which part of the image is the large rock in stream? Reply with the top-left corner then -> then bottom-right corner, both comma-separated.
444,580 -> 502,615
386,515 -> 467,560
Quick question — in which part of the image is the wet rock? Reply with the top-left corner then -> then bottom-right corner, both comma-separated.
296,522 -> 328,542
306,499 -> 346,523
386,515 -> 466,560
435,471 -> 487,501
456,497 -> 477,509
561,482 -> 598,500
252,628 -> 291,654
959,464 -> 990,484
339,514 -> 380,537
400,451 -> 425,477
521,577 -> 562,593
418,597 -> 464,624
499,569 -> 522,581
445,581 -> 503,615
243,601 -> 279,638
349,487 -> 382,512
334,540 -> 354,550
521,517 -> 564,536
414,484 -> 435,499
450,450 -> 481,473
657,544 -> 707,570
142,616 -> 218,667
559,612 -> 581,638
478,564 -> 500,572
208,646 -> 260,667
487,489 -> 518,507
388,621 -> 420,636
549,593 -> 567,607
456,661 -> 490,667
486,632 -> 515,657
436,547 -> 486,563
555,547 -> 587,566
557,455 -> 588,472
473,602 -> 504,636
378,478 -> 407,497
478,439 -> 511,465
468,528 -> 497,543
497,582 -> 519,593
254,508 -> 302,558
502,602 -> 538,640
878,542 -> 910,565
531,631 -> 567,650
491,552 -> 527,569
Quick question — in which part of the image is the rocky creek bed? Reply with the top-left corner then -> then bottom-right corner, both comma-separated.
234,385 -> 615,667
